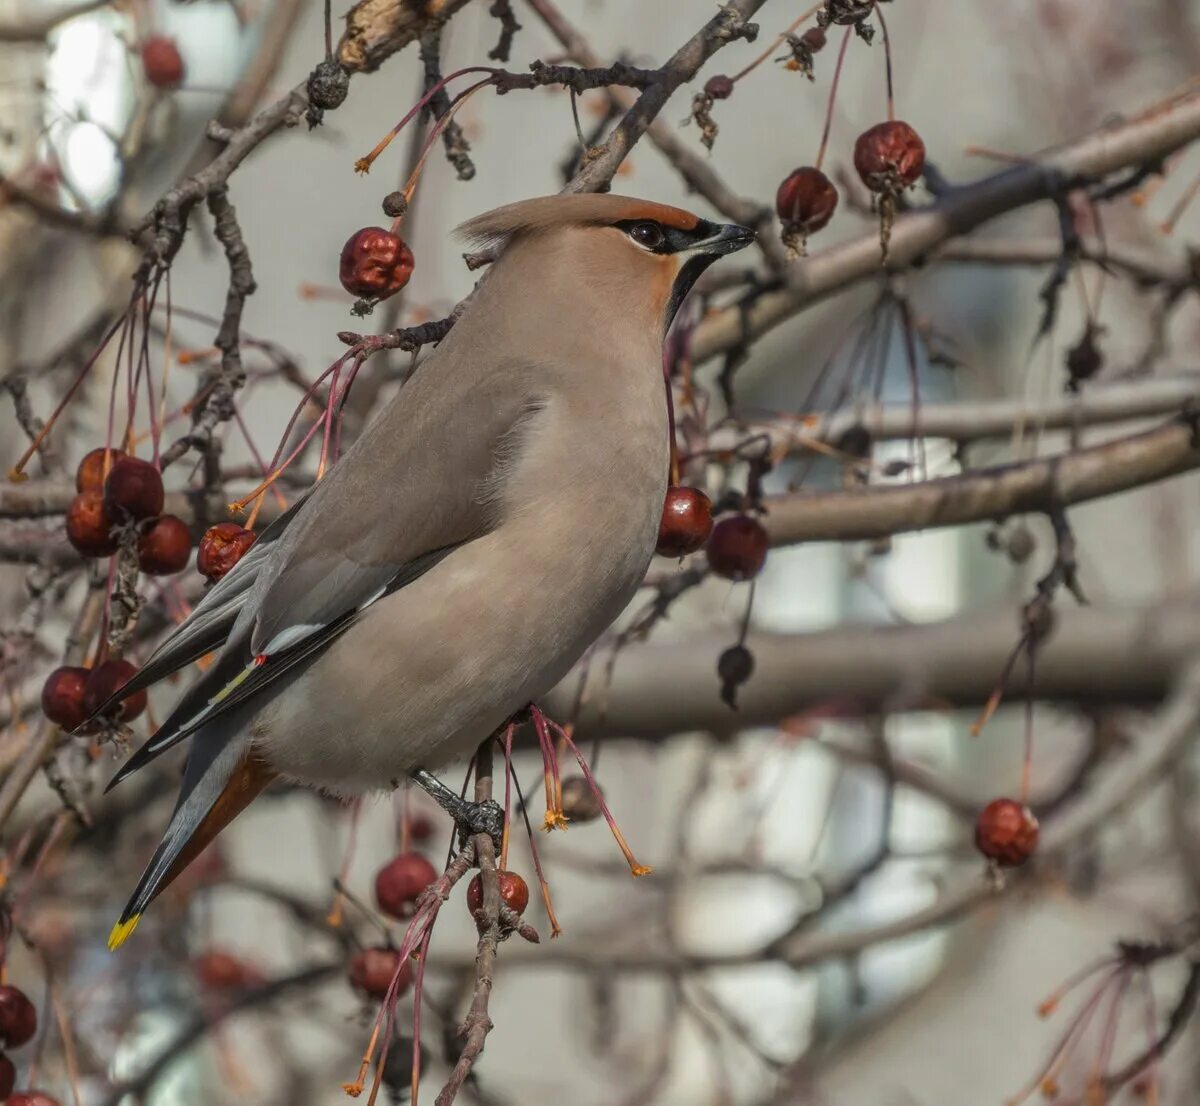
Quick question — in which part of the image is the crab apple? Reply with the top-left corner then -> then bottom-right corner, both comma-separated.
4,1095 -> 59,1106
656,486 -> 713,558
82,660 -> 147,724
374,852 -> 438,919
197,523 -> 257,582
800,26 -> 827,50
466,870 -> 530,916
137,514 -> 192,576
706,515 -> 769,581
103,457 -> 163,522
141,36 -> 184,89
40,666 -> 91,732
559,775 -> 603,823
776,167 -> 839,253
704,74 -> 734,100
0,1056 -> 12,1099
854,120 -> 926,194
339,228 -> 415,301
75,447 -> 126,493
66,491 -> 118,557
975,798 -> 1039,867
349,946 -> 411,999
193,950 -> 265,992
0,987 -> 36,1049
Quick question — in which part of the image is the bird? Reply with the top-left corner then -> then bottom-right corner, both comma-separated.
98,193 -> 755,949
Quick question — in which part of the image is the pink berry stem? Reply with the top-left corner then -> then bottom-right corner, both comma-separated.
875,2 -> 895,123
814,27 -> 853,171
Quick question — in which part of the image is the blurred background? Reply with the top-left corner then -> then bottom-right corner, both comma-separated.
2,1 -> 1200,1104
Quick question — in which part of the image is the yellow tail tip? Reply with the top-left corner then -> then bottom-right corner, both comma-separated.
107,914 -> 141,951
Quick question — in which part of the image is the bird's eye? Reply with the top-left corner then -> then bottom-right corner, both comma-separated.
628,222 -> 665,250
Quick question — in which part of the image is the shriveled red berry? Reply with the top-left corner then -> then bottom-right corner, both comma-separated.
0,1054 -> 13,1099
65,491 -> 117,557
339,228 -> 415,301
0,986 -> 37,1049
141,36 -> 185,89
348,946 -> 411,999
706,515 -> 769,581
704,74 -> 734,100
854,120 -> 926,194
374,852 -> 437,919
75,447 -> 126,493
975,798 -> 1039,867
466,870 -> 530,916
193,950 -> 265,992
103,457 -> 163,522
82,660 -> 147,724
137,515 -> 192,576
559,775 -> 602,823
5,1094 -> 59,1106
656,486 -> 713,558
800,26 -> 827,50
40,666 -> 90,732
776,167 -> 839,251
197,523 -> 257,582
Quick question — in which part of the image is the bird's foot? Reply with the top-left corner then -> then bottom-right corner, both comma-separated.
410,768 -> 504,848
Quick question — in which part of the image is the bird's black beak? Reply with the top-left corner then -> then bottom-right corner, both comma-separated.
690,221 -> 756,257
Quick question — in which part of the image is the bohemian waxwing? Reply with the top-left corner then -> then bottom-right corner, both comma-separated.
98,193 -> 755,948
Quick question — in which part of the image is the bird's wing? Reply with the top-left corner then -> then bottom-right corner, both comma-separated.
108,364 -> 540,786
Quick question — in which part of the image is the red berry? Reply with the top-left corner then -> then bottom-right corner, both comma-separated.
348,946 -> 411,999
5,1094 -> 59,1106
0,1055 -> 13,1099
559,775 -> 602,823
339,228 -> 415,301
40,666 -> 90,732
466,870 -> 530,917
65,491 -> 117,557
776,167 -> 839,240
137,515 -> 192,576
374,852 -> 437,919
656,486 -> 713,558
193,950 -> 265,992
703,74 -> 734,100
75,447 -> 126,493
0,987 -> 36,1049
82,660 -> 147,724
975,798 -> 1039,867
141,36 -> 185,89
706,515 -> 769,581
406,813 -> 435,842
853,120 -> 926,194
196,523 -> 257,582
103,457 -> 164,522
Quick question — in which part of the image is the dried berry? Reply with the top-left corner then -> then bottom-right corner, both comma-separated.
776,167 -> 839,255
197,523 -> 257,583
193,950 -> 265,992
381,1036 -> 426,1096
306,57 -> 349,128
656,486 -> 714,558
339,228 -> 415,301
381,191 -> 408,219
0,1055 -> 13,1099
800,26 -> 827,50
137,515 -> 192,576
559,775 -> 603,823
75,447 -> 126,493
854,121 -> 925,258
706,515 -> 769,581
40,666 -> 91,732
103,457 -> 164,522
717,644 -> 755,709
141,36 -> 185,89
0,987 -> 36,1049
1006,524 -> 1035,565
1065,324 -> 1104,392
703,74 -> 734,100
466,870 -> 530,916
374,852 -> 438,919
349,946 -> 411,999
65,491 -> 118,558
777,28 -> 826,77
975,798 -> 1039,867
82,660 -> 147,725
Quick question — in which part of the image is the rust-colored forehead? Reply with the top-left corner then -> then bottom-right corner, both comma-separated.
602,198 -> 700,229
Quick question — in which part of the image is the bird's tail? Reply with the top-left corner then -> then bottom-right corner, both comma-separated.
107,724 -> 275,950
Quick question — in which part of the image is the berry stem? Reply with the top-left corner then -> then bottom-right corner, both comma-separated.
729,2 -> 822,83
875,2 -> 895,123
507,760 -> 563,936
500,722 -> 515,870
814,28 -> 853,172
